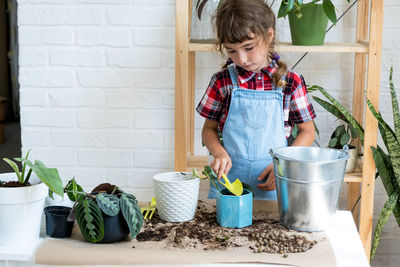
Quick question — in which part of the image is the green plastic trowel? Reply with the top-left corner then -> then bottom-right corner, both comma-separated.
220,173 -> 243,196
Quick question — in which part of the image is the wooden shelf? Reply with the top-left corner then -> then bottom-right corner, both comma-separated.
344,172 -> 363,183
176,0 -> 384,259
189,41 -> 369,53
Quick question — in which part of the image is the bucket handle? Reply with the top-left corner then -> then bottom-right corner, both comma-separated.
342,144 -> 349,153
341,144 -> 350,159
269,149 -> 277,160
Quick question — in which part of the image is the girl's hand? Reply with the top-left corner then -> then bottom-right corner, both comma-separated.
257,163 -> 276,191
211,150 -> 232,179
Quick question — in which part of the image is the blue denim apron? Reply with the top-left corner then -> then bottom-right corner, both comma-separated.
208,64 -> 287,200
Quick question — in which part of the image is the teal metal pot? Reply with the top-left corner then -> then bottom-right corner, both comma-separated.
216,188 -> 253,228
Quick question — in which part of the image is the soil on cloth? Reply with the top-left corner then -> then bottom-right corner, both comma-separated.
135,200 -> 321,256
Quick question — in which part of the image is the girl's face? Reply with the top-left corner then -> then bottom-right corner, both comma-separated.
224,32 -> 273,73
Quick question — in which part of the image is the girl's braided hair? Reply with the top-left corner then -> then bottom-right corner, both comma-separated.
215,0 -> 287,87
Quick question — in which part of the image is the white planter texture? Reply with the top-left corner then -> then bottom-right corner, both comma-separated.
153,172 -> 200,222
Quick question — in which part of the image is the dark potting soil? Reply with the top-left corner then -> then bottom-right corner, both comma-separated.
0,181 -> 30,187
91,183 -> 123,195
136,200 -> 319,255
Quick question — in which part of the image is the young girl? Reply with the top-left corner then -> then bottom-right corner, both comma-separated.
196,0 -> 316,200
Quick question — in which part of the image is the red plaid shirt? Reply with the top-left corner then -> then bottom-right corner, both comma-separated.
196,61 -> 316,138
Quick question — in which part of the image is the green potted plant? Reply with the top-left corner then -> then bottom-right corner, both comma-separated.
327,124 -> 359,172
310,85 -> 364,172
0,150 -> 64,245
278,0 -> 351,45
366,67 -> 400,261
63,179 -> 143,243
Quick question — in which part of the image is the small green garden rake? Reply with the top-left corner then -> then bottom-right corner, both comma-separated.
140,197 -> 157,220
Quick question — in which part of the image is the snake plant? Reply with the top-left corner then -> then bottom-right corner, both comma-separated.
367,67 -> 400,260
310,84 -> 365,147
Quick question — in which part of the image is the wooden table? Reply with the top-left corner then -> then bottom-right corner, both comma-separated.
0,211 -> 369,267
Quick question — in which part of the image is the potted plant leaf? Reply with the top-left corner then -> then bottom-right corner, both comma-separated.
63,179 -> 143,243
0,150 -> 64,245
327,123 -> 359,172
278,0 -> 351,45
366,67 -> 400,261
310,85 -> 364,173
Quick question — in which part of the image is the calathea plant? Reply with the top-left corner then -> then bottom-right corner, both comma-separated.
64,178 -> 143,243
366,67 -> 400,260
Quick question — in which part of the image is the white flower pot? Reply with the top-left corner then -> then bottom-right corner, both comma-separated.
0,173 -> 48,246
153,172 -> 200,222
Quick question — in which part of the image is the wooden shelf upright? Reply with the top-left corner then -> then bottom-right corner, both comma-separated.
175,0 -> 384,260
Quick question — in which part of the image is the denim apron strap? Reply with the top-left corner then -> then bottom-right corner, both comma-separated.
227,64 -> 240,89
208,64 -> 288,200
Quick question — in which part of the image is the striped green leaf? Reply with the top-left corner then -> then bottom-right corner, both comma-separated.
378,123 -> 389,151
375,146 -> 397,190
313,86 -> 364,143
75,198 -> 104,243
371,146 -> 400,226
367,100 -> 400,189
120,193 -> 143,238
96,193 -> 120,217
312,96 -> 344,121
367,99 -> 398,143
389,67 -> 400,138
371,191 -> 399,260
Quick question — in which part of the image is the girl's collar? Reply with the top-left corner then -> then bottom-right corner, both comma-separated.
234,60 -> 277,84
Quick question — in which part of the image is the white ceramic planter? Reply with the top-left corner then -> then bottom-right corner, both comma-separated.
153,172 -> 200,222
0,173 -> 48,246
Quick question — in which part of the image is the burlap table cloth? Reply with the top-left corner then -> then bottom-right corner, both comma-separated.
35,200 -> 336,266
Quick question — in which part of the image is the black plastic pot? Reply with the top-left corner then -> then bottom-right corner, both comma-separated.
44,206 -> 74,238
100,211 -> 130,243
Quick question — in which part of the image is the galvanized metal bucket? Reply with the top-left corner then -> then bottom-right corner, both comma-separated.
270,146 -> 349,231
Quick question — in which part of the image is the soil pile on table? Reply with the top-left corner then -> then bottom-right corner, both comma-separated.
136,200 -> 319,255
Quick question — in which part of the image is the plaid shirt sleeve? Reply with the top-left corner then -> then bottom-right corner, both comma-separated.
288,73 -> 317,124
196,72 -> 226,122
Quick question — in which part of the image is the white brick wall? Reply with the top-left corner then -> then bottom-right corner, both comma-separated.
16,0 -> 399,265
